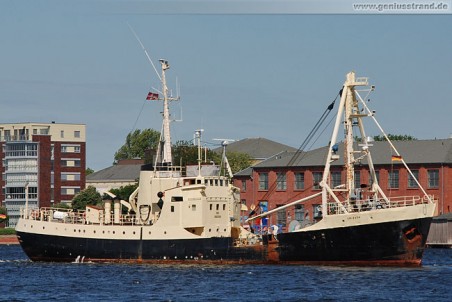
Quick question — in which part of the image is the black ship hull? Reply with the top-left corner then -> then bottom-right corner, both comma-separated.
16,216 -> 432,266
15,231 -> 269,264
275,216 -> 433,266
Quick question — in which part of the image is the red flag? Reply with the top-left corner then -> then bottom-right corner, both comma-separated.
146,92 -> 159,100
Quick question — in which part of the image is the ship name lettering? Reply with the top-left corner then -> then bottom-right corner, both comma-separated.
347,216 -> 360,220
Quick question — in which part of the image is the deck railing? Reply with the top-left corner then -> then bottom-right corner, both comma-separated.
21,207 -> 140,226
326,194 -> 435,215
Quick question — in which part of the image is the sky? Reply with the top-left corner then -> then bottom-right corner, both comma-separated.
1,0 -> 451,171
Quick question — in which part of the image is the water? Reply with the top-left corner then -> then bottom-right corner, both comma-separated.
1,245 -> 451,302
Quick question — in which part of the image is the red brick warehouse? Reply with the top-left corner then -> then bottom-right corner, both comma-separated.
234,139 -> 452,230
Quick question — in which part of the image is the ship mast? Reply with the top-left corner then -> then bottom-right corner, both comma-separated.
320,72 -> 370,215
160,59 -> 172,165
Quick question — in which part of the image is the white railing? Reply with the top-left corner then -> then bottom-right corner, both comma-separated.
21,207 -> 140,226
326,194 -> 435,215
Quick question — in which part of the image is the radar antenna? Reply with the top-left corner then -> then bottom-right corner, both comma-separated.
213,139 -> 235,178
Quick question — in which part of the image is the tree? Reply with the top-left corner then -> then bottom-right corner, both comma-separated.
0,206 -> 8,224
71,186 -> 102,210
52,202 -> 71,209
226,151 -> 253,174
172,141 -> 251,175
103,184 -> 139,214
373,134 -> 417,141
114,129 -> 161,162
86,167 -> 94,176
172,140 -> 221,166
104,184 -> 139,201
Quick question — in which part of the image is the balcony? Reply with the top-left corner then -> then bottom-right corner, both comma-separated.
1,135 -> 30,142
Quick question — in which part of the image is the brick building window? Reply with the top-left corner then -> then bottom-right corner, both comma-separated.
428,169 -> 439,188
331,171 -> 341,188
276,172 -> 286,190
294,172 -> 304,190
276,205 -> 286,227
312,172 -> 322,190
61,173 -> 81,181
388,170 -> 399,189
408,170 -> 419,188
369,170 -> 380,186
259,173 -> 268,190
61,187 -> 81,195
354,171 -> 361,189
241,180 -> 246,192
61,145 -> 81,153
294,204 -> 305,221
61,159 -> 81,167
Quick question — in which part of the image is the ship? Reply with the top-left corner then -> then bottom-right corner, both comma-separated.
15,65 -> 437,266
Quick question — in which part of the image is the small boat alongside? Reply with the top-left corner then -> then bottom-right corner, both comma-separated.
15,67 -> 436,266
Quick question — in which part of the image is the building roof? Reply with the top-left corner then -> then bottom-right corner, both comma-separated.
433,213 -> 452,221
215,137 -> 297,160
234,166 -> 254,177
86,164 -> 142,182
238,138 -> 452,171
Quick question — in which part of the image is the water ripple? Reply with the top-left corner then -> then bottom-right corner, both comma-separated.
0,246 -> 451,301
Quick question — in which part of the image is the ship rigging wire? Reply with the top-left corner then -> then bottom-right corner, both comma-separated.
253,89 -> 342,210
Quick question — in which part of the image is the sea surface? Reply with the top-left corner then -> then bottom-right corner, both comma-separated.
1,245 -> 451,302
